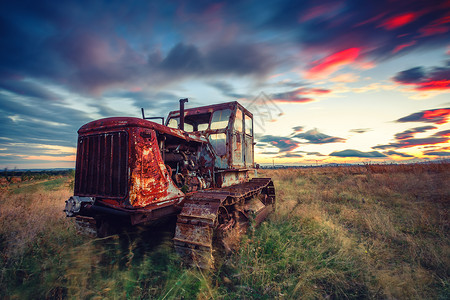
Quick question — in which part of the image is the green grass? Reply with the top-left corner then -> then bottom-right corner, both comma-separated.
0,163 -> 449,299
219,217 -> 371,299
11,177 -> 68,194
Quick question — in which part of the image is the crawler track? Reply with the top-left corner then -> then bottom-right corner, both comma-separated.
173,178 -> 275,268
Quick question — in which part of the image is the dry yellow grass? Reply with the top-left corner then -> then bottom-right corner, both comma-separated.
0,179 -> 73,260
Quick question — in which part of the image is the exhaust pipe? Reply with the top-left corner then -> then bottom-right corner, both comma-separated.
179,98 -> 188,130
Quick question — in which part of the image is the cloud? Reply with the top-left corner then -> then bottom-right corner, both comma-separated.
270,87 -> 331,104
419,14 -> 450,37
292,126 -> 304,133
23,155 -> 76,161
394,126 -> 437,140
392,41 -> 416,53
422,150 -> 450,156
434,129 -> 450,137
329,149 -> 387,158
305,48 -> 361,79
208,81 -> 248,99
0,79 -> 60,101
1,5 -> 276,96
0,94 -> 92,146
260,151 -> 279,155
160,43 -> 276,79
278,152 -> 303,158
271,91 -> 312,104
379,12 -> 419,30
273,80 -> 309,88
396,108 -> 450,125
385,150 -> 415,158
293,129 -> 346,144
261,0 -> 450,66
330,73 -> 360,83
373,137 -> 449,150
258,135 -> 300,152
392,62 -> 450,91
349,128 -> 371,134
1,0 -> 450,168
305,151 -> 326,156
2,0 -> 450,97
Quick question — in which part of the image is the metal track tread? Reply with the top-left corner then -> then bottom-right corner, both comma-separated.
173,178 -> 275,268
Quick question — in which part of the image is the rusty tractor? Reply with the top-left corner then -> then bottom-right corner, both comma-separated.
64,99 -> 275,268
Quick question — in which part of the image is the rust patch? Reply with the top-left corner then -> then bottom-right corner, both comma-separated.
129,128 -> 184,208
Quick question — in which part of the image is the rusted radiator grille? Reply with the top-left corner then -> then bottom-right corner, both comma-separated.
74,131 -> 128,199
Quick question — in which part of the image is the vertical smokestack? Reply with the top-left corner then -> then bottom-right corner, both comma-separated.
179,98 -> 188,130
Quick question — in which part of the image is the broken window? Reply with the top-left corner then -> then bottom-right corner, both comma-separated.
167,117 -> 193,131
185,112 -> 211,131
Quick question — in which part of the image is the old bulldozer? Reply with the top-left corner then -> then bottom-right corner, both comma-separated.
64,99 -> 275,267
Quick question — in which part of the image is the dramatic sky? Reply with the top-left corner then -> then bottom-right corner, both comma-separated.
1,0 -> 450,169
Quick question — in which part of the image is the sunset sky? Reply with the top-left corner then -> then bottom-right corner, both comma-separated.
1,0 -> 449,169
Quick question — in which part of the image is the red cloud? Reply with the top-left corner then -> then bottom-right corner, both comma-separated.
308,88 -> 331,95
423,109 -> 450,124
419,13 -> 450,37
298,2 -> 342,22
396,108 -> 450,125
306,47 -> 360,79
380,12 -> 418,30
420,25 -> 449,37
414,80 -> 450,90
393,63 -> 450,91
393,41 -> 416,53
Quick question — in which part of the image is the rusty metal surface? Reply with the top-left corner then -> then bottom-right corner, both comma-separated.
166,101 -> 255,172
79,117 -> 209,144
75,131 -> 128,199
75,118 -> 186,209
218,170 -> 249,187
173,178 -> 276,268
128,128 -> 184,208
70,100 -> 274,242
166,101 -> 253,122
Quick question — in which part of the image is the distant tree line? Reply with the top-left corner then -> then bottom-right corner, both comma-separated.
2,168 -> 75,182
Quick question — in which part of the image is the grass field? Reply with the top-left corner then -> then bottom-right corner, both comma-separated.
0,163 -> 449,299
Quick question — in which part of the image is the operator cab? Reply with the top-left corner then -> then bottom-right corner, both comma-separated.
166,101 -> 254,169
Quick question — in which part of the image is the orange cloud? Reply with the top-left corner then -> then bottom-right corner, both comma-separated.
330,73 -> 359,83
305,48 -> 360,79
23,155 -> 76,161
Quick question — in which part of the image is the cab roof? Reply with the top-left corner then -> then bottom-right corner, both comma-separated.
166,101 -> 253,119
